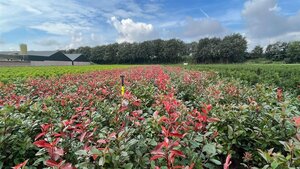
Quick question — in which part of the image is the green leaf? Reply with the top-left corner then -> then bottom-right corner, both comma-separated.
203,143 -> 216,155
91,147 -> 102,155
75,150 -> 88,156
121,151 -> 128,157
98,157 -> 104,166
258,149 -> 271,163
228,125 -> 233,139
35,149 -> 45,156
33,157 -> 46,166
124,163 -> 133,169
128,139 -> 138,147
271,161 -> 281,169
210,159 -> 222,165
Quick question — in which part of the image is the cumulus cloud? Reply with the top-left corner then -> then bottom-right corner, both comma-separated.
242,0 -> 300,38
64,32 -> 84,49
109,16 -> 158,43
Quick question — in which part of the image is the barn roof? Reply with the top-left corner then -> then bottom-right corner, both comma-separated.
27,51 -> 59,57
64,54 -> 82,61
0,51 -> 59,57
0,51 -> 19,55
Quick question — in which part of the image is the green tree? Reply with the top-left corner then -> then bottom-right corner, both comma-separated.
163,39 -> 185,63
76,46 -> 92,60
286,41 -> 300,63
104,43 -> 119,63
220,34 -> 247,63
265,42 -> 288,61
250,45 -> 264,59
90,45 -> 106,63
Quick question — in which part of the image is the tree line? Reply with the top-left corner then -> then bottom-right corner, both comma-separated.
62,33 -> 300,64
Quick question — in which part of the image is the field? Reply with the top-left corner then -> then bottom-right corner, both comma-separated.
0,65 -> 300,169
184,64 -> 300,95
0,65 -> 132,84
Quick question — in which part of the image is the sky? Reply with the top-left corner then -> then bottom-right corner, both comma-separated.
0,0 -> 300,51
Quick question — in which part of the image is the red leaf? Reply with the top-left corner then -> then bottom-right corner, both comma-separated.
170,150 -> 185,158
170,141 -> 180,148
41,123 -> 51,132
132,100 -> 141,107
52,138 -> 60,145
108,132 -> 116,140
161,126 -> 169,137
35,132 -> 45,141
97,139 -> 107,144
294,117 -> 300,128
33,140 -> 51,148
52,132 -> 66,138
62,120 -> 74,127
163,137 -> 169,147
54,147 -> 64,156
47,147 -> 64,161
75,106 -> 83,112
79,132 -> 87,142
92,154 -> 98,161
207,104 -> 212,111
189,163 -> 195,169
150,154 -> 165,161
60,163 -> 74,169
153,111 -> 159,119
153,142 -> 165,151
207,117 -> 220,122
169,132 -> 184,138
223,154 -> 232,169
12,159 -> 29,169
45,159 -> 60,167
151,149 -> 164,156
202,104 -> 212,114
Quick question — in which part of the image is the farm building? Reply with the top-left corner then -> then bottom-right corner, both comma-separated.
0,51 -> 23,61
65,54 -> 90,65
0,50 -> 90,66
27,51 -> 73,66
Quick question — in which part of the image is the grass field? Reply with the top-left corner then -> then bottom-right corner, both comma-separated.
184,64 -> 300,94
0,65 -> 133,83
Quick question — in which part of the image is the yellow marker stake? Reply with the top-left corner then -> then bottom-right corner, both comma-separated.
121,86 -> 125,96
120,75 -> 125,96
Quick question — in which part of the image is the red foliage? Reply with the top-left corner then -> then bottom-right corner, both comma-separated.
12,159 -> 29,169
223,154 -> 232,169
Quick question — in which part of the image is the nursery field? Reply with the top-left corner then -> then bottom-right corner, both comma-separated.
0,65 -> 132,84
0,65 -> 300,169
185,64 -> 300,95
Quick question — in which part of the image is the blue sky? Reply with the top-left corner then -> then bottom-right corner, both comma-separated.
0,0 -> 300,51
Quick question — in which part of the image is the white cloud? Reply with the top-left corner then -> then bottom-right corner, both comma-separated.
109,16 -> 158,43
0,0 -> 95,34
242,0 -> 300,38
33,39 -> 61,46
0,0 -> 164,50
183,17 -> 227,39
242,0 -> 300,49
30,22 -> 89,36
63,32 -> 88,49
